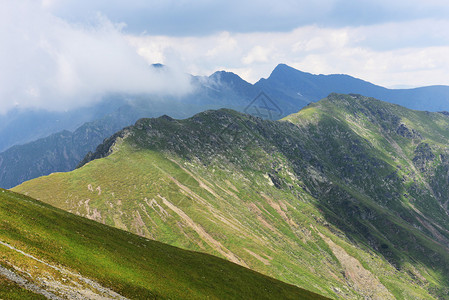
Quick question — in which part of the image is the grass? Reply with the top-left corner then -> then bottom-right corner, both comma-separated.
14,146 -> 347,297
0,188 -> 326,299
0,275 -> 47,300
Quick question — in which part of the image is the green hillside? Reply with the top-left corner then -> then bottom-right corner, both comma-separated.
0,188 -> 325,299
14,93 -> 449,299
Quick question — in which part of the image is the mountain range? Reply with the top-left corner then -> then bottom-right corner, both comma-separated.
3,64 -> 449,189
14,94 -> 449,299
4,63 -> 449,153
256,64 -> 449,113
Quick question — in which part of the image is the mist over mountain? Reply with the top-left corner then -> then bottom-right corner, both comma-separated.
0,70 -> 258,188
4,63 -> 449,152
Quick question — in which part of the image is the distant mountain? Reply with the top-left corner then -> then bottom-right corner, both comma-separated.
4,63 -> 449,152
0,71 -> 258,189
15,94 -> 449,298
0,189 -> 320,299
0,68 -> 278,189
0,106 -> 136,189
4,64 -> 449,189
0,95 -> 130,153
0,70 -> 255,153
255,64 -> 449,114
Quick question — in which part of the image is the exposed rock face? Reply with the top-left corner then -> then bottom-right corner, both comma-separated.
413,143 -> 435,172
396,123 -> 422,139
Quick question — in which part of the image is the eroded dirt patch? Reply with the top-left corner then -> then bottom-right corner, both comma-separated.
160,196 -> 248,267
317,233 -> 394,299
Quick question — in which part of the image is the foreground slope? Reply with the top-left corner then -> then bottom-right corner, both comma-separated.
0,188 -> 321,299
15,94 -> 449,299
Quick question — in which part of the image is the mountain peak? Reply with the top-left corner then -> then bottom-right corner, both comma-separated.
151,63 -> 165,68
210,70 -> 246,82
269,63 -> 309,78
273,63 -> 298,72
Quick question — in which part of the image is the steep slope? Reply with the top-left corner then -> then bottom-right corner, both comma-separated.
256,64 -> 449,113
15,94 -> 449,299
0,188 -> 321,299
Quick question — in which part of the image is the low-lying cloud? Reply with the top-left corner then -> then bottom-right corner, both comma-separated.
0,1 -> 192,114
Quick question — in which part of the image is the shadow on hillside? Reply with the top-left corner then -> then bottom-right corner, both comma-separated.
255,116 -> 449,297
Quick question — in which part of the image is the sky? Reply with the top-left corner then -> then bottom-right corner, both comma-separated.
2,0 -> 449,112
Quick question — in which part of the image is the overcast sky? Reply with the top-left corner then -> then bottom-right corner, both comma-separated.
2,0 -> 449,112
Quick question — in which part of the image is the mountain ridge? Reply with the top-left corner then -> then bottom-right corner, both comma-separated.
15,94 -> 449,299
256,64 -> 449,113
4,63 -> 449,189
5,62 -> 449,152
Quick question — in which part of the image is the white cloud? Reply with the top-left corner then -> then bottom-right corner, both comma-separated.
127,21 -> 449,88
41,0 -> 336,35
242,46 -> 271,65
0,1 -> 192,114
42,0 -> 449,36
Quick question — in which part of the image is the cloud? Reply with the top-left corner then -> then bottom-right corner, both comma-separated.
43,0 -> 333,35
127,23 -> 449,88
43,0 -> 449,36
0,1 -> 192,114
242,46 -> 271,65
3,0 -> 449,115
350,19 -> 449,50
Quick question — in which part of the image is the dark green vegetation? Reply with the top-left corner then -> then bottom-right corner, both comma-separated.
0,188 -> 323,299
15,94 -> 449,299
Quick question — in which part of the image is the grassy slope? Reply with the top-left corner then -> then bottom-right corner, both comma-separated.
0,188 -> 325,299
0,276 -> 47,300
14,94 -> 449,299
286,95 -> 449,238
13,144 -> 350,298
